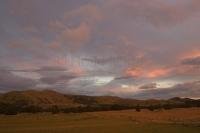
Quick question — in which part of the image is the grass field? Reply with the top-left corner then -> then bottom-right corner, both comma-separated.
0,108 -> 200,133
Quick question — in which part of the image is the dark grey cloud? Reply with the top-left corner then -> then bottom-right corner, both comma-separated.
82,56 -> 122,65
35,66 -> 68,72
3,66 -> 68,72
114,76 -> 132,80
40,75 -> 76,85
0,69 -> 37,91
181,56 -> 200,66
139,83 -> 157,89
32,66 -> 80,88
133,80 -> 200,99
0,66 -> 77,90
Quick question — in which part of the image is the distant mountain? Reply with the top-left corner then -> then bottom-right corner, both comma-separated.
0,90 -> 79,108
0,90 -> 139,107
0,90 -> 166,106
0,90 -> 199,114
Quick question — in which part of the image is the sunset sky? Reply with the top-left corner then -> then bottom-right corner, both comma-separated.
0,0 -> 200,99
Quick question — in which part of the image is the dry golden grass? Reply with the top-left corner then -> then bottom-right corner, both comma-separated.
0,108 -> 199,133
87,107 -> 200,124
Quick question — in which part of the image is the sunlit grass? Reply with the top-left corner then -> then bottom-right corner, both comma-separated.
0,108 -> 200,133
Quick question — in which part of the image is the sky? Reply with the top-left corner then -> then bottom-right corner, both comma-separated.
0,0 -> 200,99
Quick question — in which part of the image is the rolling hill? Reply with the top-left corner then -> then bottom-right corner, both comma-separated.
0,90 -> 199,114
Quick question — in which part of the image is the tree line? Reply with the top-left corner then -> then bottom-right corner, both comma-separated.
0,100 -> 200,115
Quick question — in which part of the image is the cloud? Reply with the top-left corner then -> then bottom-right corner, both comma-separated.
181,56 -> 200,66
0,65 -> 82,91
40,75 -> 76,85
34,66 -> 79,78
6,38 -> 58,61
125,67 -> 143,77
82,56 -> 121,65
139,83 -> 157,89
22,26 -> 39,33
58,22 -> 90,49
106,0 -> 200,27
133,80 -> 200,99
1,0 -> 200,98
63,4 -> 102,24
0,66 -> 82,88
125,67 -> 172,78
181,50 -> 200,59
114,76 -> 132,80
9,64 -> 84,78
5,66 -> 68,73
34,66 -> 83,87
48,4 -> 102,52
146,68 -> 171,78
48,21 -> 92,52
35,66 -> 68,72
0,69 -> 37,91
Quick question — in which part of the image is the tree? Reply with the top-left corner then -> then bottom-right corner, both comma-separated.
135,105 -> 141,112
148,105 -> 155,111
51,105 -> 60,114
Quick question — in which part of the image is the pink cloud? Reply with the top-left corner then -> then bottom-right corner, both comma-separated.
181,50 -> 200,59
47,4 -> 103,51
64,4 -> 103,24
125,67 -> 172,79
146,68 -> 171,78
48,22 -> 91,51
59,22 -> 90,46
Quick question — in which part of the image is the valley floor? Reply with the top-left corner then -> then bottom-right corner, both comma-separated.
0,108 -> 200,133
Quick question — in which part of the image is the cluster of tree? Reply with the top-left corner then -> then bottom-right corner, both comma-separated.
0,98 -> 200,115
0,103 -> 43,115
133,101 -> 200,112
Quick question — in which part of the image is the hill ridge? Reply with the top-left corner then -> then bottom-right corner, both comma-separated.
0,90 -> 199,115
